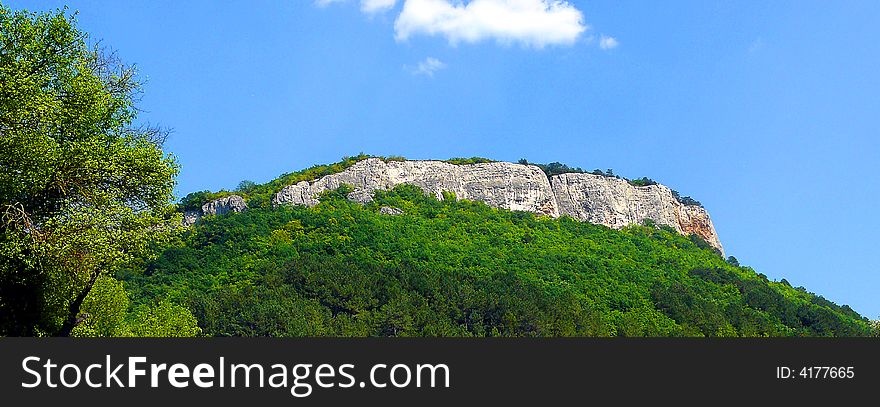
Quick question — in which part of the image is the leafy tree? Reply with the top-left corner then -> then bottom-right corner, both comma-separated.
726,256 -> 740,267
236,180 -> 257,193
0,6 -> 181,336
590,168 -> 618,178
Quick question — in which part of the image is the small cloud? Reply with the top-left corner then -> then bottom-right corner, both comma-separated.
408,57 -> 447,77
599,35 -> 618,50
361,0 -> 398,13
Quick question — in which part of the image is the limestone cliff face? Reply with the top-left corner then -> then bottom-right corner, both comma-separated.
272,158 -> 559,216
550,173 -> 722,254
269,158 -> 723,253
202,195 -> 248,216
182,195 -> 248,226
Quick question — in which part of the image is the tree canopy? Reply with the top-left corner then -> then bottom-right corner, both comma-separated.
0,5 -> 196,336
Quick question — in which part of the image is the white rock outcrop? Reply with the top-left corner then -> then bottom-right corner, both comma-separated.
202,195 -> 248,216
272,158 -> 559,216
181,195 -> 248,227
379,206 -> 404,216
182,210 -> 202,227
269,158 -> 724,253
551,173 -> 723,253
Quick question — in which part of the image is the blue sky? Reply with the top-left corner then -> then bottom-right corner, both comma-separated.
14,1 -> 880,318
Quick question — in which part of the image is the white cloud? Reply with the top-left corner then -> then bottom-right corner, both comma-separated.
361,0 -> 398,13
315,1 -> 603,49
599,35 -> 618,50
394,0 -> 587,48
408,57 -> 447,76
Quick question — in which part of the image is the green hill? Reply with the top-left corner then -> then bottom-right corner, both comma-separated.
122,176 -> 874,337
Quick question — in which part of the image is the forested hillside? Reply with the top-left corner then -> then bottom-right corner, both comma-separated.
123,184 -> 874,337
4,5 -> 876,339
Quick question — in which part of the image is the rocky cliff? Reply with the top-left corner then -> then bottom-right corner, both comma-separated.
267,158 -> 723,253
182,195 -> 248,227
550,172 -> 722,252
271,159 -> 559,216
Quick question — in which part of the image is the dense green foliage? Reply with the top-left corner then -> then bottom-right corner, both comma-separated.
125,185 -> 873,337
0,5 -> 198,336
68,276 -> 200,337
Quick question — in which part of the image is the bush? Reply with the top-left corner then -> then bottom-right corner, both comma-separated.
629,177 -> 658,187
518,159 -> 587,178
672,190 -> 702,207
446,157 -> 496,165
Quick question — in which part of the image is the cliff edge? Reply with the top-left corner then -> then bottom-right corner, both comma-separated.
265,158 -> 723,253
